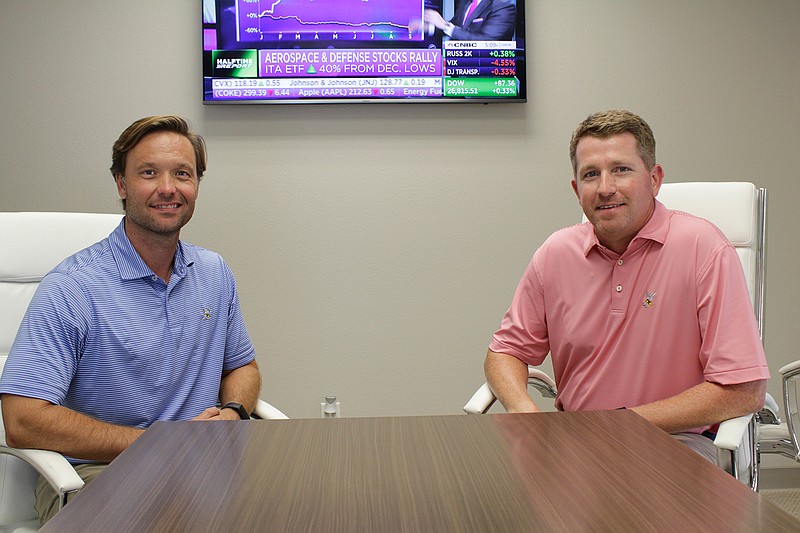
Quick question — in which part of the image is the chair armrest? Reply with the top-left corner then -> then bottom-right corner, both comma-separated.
463,383 -> 496,414
528,368 -> 557,399
713,414 -> 754,451
778,359 -> 800,376
252,399 -> 289,420
0,446 -> 84,495
759,392 -> 781,424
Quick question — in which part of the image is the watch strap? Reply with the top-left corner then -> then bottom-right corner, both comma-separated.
222,402 -> 250,420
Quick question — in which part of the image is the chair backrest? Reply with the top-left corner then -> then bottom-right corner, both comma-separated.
0,212 -> 122,527
0,212 -> 123,360
656,182 -> 767,339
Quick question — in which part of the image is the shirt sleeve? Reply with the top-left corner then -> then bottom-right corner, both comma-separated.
696,244 -> 770,384
0,273 -> 88,404
488,251 -> 550,366
222,261 -> 256,371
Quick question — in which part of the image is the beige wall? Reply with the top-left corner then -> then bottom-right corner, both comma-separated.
2,0 -> 798,446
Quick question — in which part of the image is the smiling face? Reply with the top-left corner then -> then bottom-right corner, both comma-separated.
571,132 -> 663,254
114,131 -> 199,243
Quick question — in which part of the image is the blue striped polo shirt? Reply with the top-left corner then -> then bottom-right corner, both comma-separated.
0,218 -> 256,433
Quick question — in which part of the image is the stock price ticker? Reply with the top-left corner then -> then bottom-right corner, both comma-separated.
441,41 -> 519,98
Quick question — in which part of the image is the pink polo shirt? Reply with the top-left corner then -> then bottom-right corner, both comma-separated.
490,201 -> 769,421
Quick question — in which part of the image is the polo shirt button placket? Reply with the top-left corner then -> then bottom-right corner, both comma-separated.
612,256 -> 625,312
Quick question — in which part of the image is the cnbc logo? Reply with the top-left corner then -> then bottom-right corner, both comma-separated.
212,50 -> 257,78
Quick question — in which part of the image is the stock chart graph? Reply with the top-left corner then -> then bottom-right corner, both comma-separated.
237,0 -> 423,41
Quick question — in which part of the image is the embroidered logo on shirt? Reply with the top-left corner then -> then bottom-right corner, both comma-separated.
642,291 -> 656,309
202,308 -> 212,320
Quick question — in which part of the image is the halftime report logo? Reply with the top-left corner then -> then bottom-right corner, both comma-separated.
212,50 -> 257,78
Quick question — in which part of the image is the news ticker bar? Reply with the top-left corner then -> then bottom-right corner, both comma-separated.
210,77 -> 517,100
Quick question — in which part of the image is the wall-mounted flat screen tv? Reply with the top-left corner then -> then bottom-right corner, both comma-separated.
203,0 -> 526,104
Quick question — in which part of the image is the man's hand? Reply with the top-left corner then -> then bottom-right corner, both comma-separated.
423,9 -> 448,30
191,406 -> 241,421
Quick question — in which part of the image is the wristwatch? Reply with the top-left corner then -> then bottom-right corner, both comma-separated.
221,402 -> 250,420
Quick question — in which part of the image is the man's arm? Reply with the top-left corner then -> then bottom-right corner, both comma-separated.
213,359 -> 261,420
1,360 -> 262,455
484,350 -> 541,413
0,394 -> 144,462
630,379 -> 767,434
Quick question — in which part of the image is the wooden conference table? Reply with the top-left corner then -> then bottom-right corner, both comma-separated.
42,410 -> 799,532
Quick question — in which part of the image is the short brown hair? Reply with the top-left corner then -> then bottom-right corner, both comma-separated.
569,110 -> 656,176
110,115 -> 207,181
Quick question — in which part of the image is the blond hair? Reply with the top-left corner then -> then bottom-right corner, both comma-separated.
569,109 -> 656,175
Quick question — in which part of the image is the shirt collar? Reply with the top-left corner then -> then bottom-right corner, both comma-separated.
109,217 -> 195,280
582,199 -> 669,256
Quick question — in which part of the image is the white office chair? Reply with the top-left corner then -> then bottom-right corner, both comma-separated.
0,212 -> 287,531
464,182 -> 773,491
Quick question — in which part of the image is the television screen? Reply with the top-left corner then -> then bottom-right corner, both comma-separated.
203,0 -> 526,104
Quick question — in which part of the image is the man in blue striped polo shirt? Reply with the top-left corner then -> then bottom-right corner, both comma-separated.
0,115 -> 262,524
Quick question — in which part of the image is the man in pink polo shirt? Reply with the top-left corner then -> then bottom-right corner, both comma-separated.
486,109 -> 769,462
